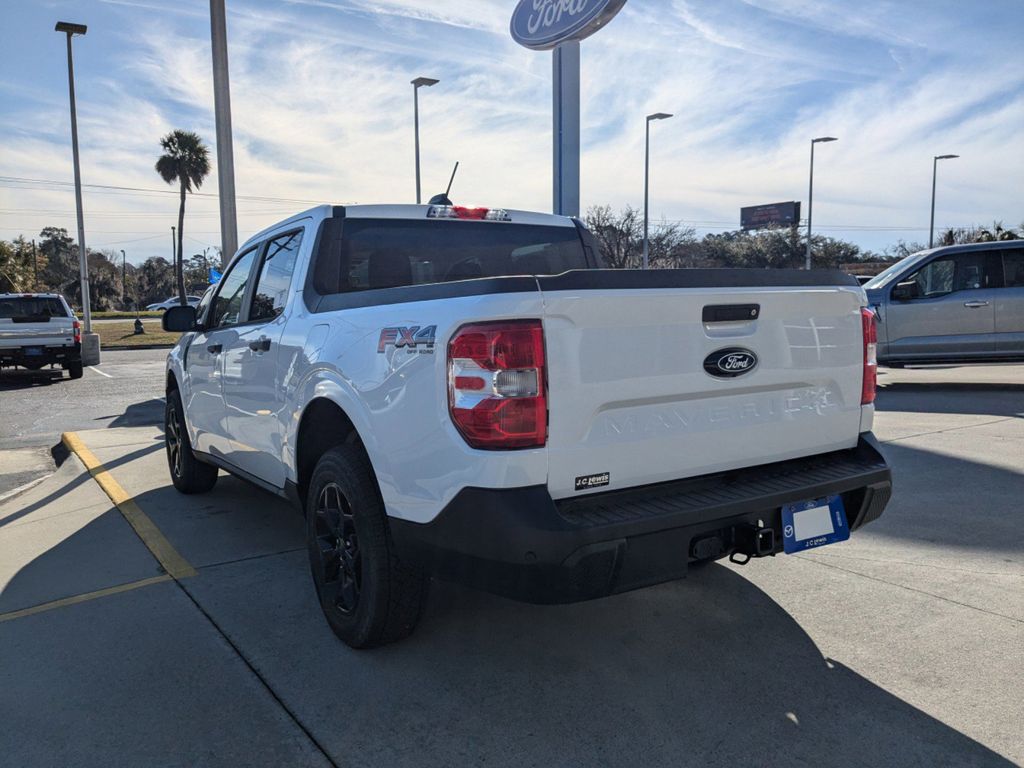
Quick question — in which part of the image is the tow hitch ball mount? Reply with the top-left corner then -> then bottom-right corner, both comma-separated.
729,525 -> 776,565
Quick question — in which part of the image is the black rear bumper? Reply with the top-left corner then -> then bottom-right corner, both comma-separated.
0,343 -> 81,368
391,435 -> 892,604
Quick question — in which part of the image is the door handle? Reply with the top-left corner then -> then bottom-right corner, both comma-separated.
963,301 -> 990,308
207,343 -> 222,354
248,337 -> 271,352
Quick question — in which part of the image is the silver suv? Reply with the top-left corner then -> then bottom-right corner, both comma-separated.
865,241 -> 1024,366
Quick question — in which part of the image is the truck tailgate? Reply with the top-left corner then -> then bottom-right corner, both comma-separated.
538,271 -> 867,500
0,319 -> 75,347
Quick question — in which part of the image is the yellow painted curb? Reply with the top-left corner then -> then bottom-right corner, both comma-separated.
0,575 -> 171,623
61,432 -> 197,580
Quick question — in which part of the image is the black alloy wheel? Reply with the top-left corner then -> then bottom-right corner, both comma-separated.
312,482 -> 362,616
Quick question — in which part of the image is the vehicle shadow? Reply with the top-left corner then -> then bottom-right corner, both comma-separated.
102,398 -> 166,429
0,369 -> 65,390
866,440 -> 1023,553
2,511 -> 1013,767
186,550 -> 1015,768
876,380 -> 1024,418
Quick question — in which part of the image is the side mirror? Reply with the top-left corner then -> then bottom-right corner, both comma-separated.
162,305 -> 198,332
891,281 -> 919,301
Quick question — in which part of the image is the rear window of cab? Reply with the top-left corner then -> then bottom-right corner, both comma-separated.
0,297 -> 68,320
326,219 -> 588,293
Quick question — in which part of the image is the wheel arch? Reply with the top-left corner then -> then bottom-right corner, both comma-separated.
295,397 -> 376,514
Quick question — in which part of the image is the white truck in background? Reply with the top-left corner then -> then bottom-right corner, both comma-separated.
162,203 -> 892,648
0,293 -> 83,379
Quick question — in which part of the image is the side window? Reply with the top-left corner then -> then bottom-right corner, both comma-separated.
953,254 -> 986,291
250,230 -> 303,322
209,248 -> 258,328
194,285 -> 215,325
904,253 -> 988,298
1002,250 -> 1024,288
906,258 -> 954,298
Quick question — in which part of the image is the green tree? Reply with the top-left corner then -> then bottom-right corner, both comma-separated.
155,130 -> 211,304
136,257 -> 176,306
38,226 -> 76,294
184,253 -> 213,294
0,237 -> 43,292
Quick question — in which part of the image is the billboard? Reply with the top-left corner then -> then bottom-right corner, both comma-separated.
741,201 -> 802,230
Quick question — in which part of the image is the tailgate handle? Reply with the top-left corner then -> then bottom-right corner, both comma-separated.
703,304 -> 760,323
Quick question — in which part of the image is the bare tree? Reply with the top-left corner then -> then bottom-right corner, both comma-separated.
585,205 -> 696,269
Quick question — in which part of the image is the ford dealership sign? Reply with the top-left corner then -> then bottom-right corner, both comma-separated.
510,0 -> 628,51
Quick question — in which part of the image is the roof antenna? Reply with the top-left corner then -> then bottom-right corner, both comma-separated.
428,161 -> 459,206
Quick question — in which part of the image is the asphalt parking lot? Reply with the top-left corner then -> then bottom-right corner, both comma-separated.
0,360 -> 1022,767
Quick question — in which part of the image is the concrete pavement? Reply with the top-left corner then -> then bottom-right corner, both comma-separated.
0,364 -> 1021,766
0,348 -> 167,451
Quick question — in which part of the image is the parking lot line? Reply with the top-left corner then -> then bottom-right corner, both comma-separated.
0,574 -> 171,623
62,431 -> 197,580
89,365 -> 113,378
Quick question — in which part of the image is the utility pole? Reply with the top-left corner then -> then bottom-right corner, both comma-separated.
171,226 -> 176,295
412,77 -> 440,205
120,249 -> 127,306
32,239 -> 38,290
930,154 -> 960,249
55,21 -> 92,331
806,136 -> 838,270
210,0 -> 238,268
643,113 -> 673,270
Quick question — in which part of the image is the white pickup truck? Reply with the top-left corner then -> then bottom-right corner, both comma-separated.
0,293 -> 83,379
163,204 -> 892,648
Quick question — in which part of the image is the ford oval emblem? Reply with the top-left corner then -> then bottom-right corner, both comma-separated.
703,348 -> 758,378
510,0 -> 629,51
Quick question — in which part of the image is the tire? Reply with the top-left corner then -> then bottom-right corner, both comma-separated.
165,388 -> 218,494
306,445 -> 429,649
67,361 -> 84,379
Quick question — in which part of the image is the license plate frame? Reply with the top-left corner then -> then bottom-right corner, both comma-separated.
781,495 -> 849,554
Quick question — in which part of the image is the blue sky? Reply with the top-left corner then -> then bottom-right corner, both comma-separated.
1,0 -> 1021,263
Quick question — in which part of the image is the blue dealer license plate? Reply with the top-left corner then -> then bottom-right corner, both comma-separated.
24,347 -> 43,356
781,495 -> 849,554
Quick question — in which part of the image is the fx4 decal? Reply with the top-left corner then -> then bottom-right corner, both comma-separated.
377,325 -> 437,354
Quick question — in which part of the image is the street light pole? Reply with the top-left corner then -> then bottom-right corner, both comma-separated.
55,21 -> 91,332
929,154 -> 960,249
806,136 -> 838,270
643,113 -> 673,270
412,77 -> 439,205
121,249 -> 127,306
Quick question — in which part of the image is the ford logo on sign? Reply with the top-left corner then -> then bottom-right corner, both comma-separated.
510,0 -> 629,51
703,348 -> 759,379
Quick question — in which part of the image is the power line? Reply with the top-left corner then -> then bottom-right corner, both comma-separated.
0,176 -> 336,206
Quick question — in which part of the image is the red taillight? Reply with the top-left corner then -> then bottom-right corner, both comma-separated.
73,319 -> 81,345
453,206 -> 489,220
448,320 -> 547,449
861,307 -> 877,405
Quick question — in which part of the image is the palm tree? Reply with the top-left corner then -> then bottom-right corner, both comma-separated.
155,130 -> 211,304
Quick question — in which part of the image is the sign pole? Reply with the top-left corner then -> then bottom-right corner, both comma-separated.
510,0 -> 627,219
552,41 -> 580,218
210,0 -> 238,268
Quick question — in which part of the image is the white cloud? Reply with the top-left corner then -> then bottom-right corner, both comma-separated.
1,0 -> 1021,259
